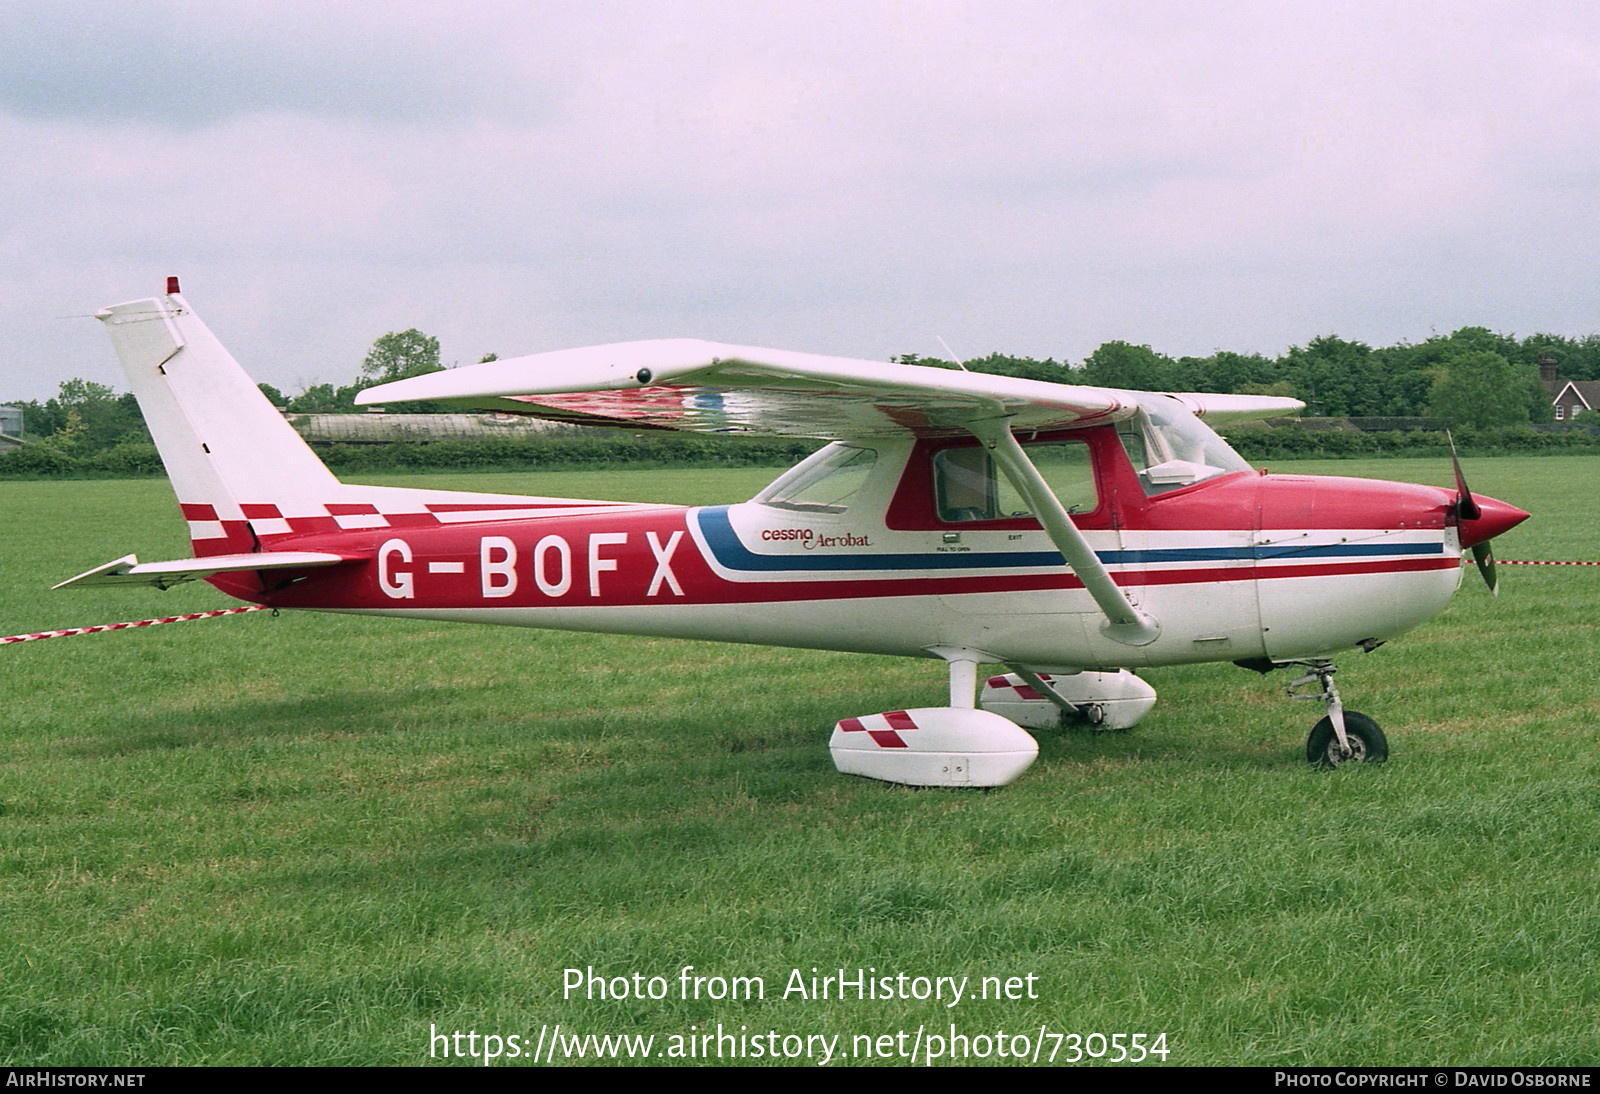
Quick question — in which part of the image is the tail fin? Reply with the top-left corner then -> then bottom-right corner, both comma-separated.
99,287 -> 341,556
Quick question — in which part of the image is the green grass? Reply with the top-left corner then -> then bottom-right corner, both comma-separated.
1,458 -> 1597,1066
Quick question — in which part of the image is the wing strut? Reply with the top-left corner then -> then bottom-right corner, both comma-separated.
965,417 -> 1160,647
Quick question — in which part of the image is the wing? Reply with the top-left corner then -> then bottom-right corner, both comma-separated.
359,340 -> 1303,438
356,340 -> 1143,439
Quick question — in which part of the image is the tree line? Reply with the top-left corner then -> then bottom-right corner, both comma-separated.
5,324 -> 1594,461
905,324 -> 1584,428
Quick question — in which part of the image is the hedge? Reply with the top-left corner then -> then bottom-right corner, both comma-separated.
4,424 -> 1599,480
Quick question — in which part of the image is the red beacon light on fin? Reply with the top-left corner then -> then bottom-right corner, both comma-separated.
166,276 -> 180,295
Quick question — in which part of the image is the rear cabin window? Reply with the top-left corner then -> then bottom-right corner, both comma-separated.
933,440 -> 1097,522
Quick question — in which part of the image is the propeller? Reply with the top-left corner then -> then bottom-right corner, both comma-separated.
1447,432 -> 1496,595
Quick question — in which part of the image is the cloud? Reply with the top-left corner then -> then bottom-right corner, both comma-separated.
0,1 -> 517,126
5,1 -> 1600,402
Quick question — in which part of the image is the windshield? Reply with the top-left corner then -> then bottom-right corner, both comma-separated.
1116,395 -> 1251,495
755,443 -> 878,514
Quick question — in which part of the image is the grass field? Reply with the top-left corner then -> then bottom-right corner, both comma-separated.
2,457 -> 1597,1066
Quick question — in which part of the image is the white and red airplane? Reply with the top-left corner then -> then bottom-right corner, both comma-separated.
59,281 -> 1528,787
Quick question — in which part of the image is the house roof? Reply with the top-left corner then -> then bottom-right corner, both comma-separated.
1552,380 -> 1600,410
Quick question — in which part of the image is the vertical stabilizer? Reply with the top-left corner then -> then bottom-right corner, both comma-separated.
98,289 -> 341,555
97,284 -> 643,566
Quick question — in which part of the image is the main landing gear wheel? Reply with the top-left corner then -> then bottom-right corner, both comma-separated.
1305,711 -> 1388,769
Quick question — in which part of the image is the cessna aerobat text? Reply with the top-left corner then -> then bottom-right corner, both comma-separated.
59,282 -> 1528,787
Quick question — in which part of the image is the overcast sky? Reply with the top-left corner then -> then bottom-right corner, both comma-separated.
3,0 -> 1598,402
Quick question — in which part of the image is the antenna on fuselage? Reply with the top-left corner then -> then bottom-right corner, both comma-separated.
937,336 -> 970,372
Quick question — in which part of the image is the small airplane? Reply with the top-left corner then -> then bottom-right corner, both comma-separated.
58,280 -> 1529,787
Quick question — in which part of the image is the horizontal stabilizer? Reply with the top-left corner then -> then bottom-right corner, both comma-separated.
54,551 -> 365,591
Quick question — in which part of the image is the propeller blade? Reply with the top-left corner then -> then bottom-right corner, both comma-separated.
1450,432 -> 1513,595
1472,541 -> 1498,596
1447,432 -> 1481,522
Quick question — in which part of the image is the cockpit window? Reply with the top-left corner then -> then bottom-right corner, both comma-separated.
1117,395 -> 1251,495
756,444 -> 878,514
934,440 -> 1097,522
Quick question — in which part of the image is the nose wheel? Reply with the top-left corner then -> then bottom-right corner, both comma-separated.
1286,660 -> 1388,769
1305,710 -> 1388,768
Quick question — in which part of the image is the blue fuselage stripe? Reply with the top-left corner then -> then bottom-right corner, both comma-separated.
695,508 -> 1444,574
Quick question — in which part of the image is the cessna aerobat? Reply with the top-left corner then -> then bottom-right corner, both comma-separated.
58,282 -> 1528,787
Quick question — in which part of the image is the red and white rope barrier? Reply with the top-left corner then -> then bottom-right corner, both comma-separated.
2,605 -> 268,644
1499,560 -> 1600,567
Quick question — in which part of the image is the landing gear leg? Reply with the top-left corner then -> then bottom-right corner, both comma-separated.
1286,659 -> 1388,768
947,655 -> 979,710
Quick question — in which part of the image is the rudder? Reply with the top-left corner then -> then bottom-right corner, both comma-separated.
98,285 -> 341,556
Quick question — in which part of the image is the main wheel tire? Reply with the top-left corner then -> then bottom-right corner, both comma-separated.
1306,711 -> 1388,769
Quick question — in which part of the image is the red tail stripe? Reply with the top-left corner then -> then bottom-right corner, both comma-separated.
423,502 -> 627,513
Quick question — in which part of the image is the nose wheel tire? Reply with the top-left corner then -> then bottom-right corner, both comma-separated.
1306,711 -> 1388,769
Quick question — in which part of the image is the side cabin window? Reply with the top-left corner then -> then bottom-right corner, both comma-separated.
1115,397 -> 1252,496
933,440 -> 1097,522
756,443 -> 878,514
